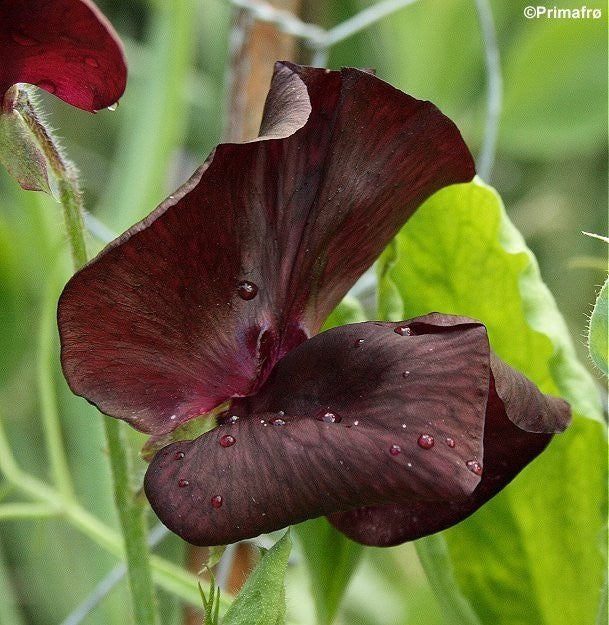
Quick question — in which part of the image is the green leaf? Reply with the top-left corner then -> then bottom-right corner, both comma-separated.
293,518 -> 363,625
322,295 -> 367,331
588,277 -> 608,376
381,178 -> 606,625
415,535 -> 481,625
222,531 -> 291,625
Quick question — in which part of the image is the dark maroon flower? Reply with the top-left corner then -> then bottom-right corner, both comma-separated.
0,0 -> 126,112
58,63 -> 569,547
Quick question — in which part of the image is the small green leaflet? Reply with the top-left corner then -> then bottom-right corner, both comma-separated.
222,531 -> 291,625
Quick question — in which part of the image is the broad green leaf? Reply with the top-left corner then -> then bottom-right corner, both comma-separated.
380,178 -> 606,625
222,531 -> 291,625
415,535 -> 481,625
293,518 -> 363,625
588,278 -> 608,376
322,295 -> 367,331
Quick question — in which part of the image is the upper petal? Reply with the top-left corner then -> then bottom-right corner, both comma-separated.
0,0 -> 126,111
144,314 -> 490,546
58,64 -> 475,434
328,352 -> 570,546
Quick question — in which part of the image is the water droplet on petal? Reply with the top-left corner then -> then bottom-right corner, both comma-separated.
237,280 -> 258,300
269,417 -> 286,426
354,339 -> 365,347
178,479 -> 189,487
107,101 -> 119,112
389,444 -> 402,456
219,434 -> 236,448
417,434 -> 435,449
84,55 -> 99,68
277,410 -> 285,416
228,415 -> 240,424
315,410 -> 341,423
11,30 -> 37,46
211,495 -> 223,508
394,325 -> 412,336
173,451 -> 185,460
446,437 -> 456,448
36,79 -> 56,94
466,460 -> 483,476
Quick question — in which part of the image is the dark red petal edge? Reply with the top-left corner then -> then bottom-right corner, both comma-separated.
0,0 -> 126,111
58,64 -> 475,435
329,353 -> 571,546
144,314 -> 492,546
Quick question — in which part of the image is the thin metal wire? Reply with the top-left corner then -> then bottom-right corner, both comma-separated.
473,0 -> 502,181
59,524 -> 170,625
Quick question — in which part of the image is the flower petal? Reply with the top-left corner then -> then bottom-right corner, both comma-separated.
58,64 -> 474,434
329,353 -> 570,546
144,314 -> 492,546
0,0 -> 126,111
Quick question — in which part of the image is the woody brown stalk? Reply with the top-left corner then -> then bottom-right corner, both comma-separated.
224,0 -> 303,142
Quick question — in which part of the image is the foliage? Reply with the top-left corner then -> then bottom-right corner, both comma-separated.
0,1 -> 605,625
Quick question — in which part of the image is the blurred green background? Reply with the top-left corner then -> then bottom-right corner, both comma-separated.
0,1 -> 606,624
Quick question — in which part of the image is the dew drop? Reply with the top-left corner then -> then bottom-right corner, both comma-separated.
84,55 -> 99,68
177,479 -> 189,488
394,325 -> 412,336
417,433 -> 435,449
228,415 -> 240,424
315,410 -> 341,423
354,339 -> 365,347
11,30 -> 37,46
446,437 -> 456,448
353,420 -> 359,426
107,101 -> 119,112
269,417 -> 286,426
237,280 -> 258,300
402,371 -> 411,378
173,451 -> 185,460
210,495 -> 223,508
466,460 -> 483,476
219,434 -> 236,448
389,444 -> 402,456
36,79 -> 56,94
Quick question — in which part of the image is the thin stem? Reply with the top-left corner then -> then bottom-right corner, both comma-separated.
103,419 -> 160,625
37,262 -> 75,501
0,415 -> 204,608
0,502 -> 61,520
58,176 -> 88,269
473,0 -> 502,181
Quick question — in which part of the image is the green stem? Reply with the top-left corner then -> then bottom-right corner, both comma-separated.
0,415 -> 207,608
37,262 -> 75,501
56,113 -> 160,625
104,418 -> 160,624
58,177 -> 88,269
0,502 -> 60,520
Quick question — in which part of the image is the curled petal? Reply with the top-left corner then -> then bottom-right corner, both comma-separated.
0,0 -> 126,111
144,314 -> 493,546
58,64 -> 475,434
329,350 -> 570,546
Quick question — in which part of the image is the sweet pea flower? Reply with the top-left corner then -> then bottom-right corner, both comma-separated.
0,0 -> 126,112
58,63 -> 570,547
